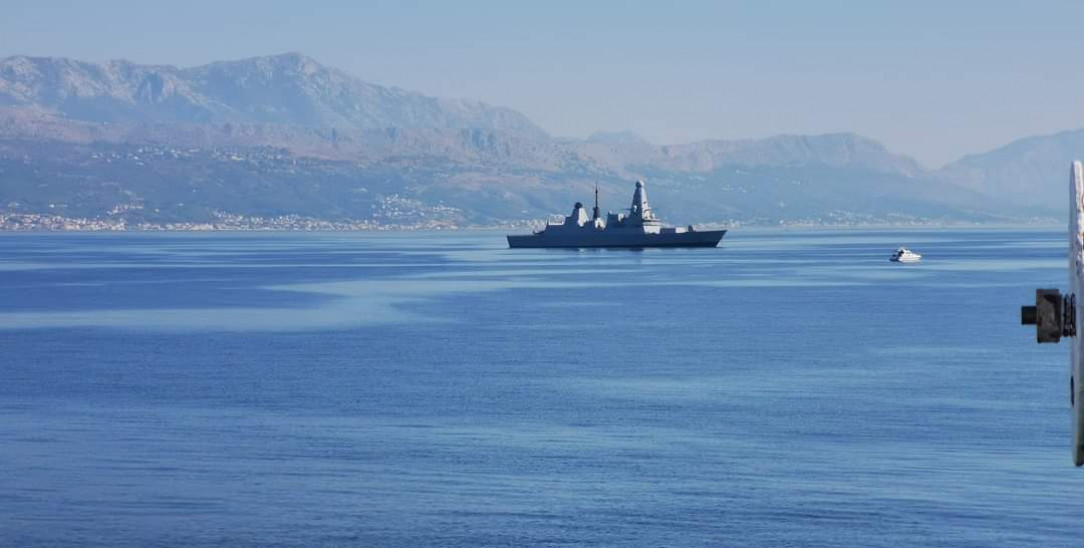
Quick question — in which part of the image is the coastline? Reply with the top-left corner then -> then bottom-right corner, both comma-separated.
0,216 -> 1061,233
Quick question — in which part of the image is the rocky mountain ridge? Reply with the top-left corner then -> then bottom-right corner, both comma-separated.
0,53 -> 1074,228
0,53 -> 547,137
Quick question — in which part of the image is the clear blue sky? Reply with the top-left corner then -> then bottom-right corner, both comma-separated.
3,0 -> 1083,166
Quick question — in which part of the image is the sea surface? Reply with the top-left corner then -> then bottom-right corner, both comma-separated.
0,228 -> 1081,547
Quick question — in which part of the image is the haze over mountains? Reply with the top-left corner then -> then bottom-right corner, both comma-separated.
0,53 -> 546,135
0,53 -> 1072,228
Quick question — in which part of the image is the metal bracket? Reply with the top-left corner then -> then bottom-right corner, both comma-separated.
1022,289 -> 1076,343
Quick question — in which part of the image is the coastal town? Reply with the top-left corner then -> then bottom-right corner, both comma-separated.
0,210 -> 489,231
0,208 -> 1005,231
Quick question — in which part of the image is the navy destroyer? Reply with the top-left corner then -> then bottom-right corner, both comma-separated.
507,181 -> 726,248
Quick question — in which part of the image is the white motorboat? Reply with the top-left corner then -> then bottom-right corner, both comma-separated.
890,247 -> 922,263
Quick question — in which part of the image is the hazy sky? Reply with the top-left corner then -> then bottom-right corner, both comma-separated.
3,0 -> 1083,166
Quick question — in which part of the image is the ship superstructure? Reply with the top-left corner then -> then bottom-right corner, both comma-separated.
507,181 -> 726,248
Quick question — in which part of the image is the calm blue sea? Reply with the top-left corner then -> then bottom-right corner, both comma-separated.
0,229 -> 1081,547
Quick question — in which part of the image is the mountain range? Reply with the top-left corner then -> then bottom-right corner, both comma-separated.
0,53 -> 1075,228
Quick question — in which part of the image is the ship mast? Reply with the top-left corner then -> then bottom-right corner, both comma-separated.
592,181 -> 600,221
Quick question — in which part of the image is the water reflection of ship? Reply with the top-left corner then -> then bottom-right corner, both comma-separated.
507,181 -> 726,248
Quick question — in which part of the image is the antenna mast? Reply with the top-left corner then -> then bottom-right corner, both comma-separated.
593,181 -> 600,221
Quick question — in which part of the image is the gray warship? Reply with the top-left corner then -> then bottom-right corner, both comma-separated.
507,181 -> 726,248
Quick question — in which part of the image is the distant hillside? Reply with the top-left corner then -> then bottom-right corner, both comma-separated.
938,129 -> 1084,211
626,133 -> 924,176
0,136 -> 1010,229
0,53 -> 1068,229
0,53 -> 547,137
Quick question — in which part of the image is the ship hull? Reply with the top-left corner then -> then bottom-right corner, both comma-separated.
507,229 -> 726,249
